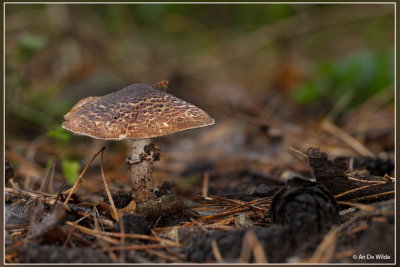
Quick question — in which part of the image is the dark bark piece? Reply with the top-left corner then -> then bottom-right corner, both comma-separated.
113,214 -> 152,235
352,156 -> 394,176
135,193 -> 184,221
103,191 -> 132,209
155,181 -> 174,197
307,147 -> 394,201
307,147 -> 348,195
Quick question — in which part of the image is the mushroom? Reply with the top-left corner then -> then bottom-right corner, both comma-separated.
62,83 -> 215,203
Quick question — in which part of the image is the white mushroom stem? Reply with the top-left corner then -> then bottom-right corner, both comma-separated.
130,138 -> 156,203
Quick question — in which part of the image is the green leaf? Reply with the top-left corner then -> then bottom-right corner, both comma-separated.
61,159 -> 81,185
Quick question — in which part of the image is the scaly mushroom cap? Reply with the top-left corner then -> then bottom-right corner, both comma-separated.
62,83 -> 215,140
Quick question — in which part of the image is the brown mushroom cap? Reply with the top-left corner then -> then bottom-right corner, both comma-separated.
62,83 -> 215,140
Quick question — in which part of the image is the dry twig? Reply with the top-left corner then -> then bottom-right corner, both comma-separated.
63,147 -> 105,206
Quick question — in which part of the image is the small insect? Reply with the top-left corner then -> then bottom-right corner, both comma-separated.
153,80 -> 169,91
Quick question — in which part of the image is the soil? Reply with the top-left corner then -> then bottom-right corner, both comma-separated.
4,147 -> 395,263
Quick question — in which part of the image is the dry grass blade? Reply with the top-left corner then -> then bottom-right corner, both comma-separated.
6,187 -> 114,227
238,235 -> 252,263
79,225 -> 120,244
99,148 -> 119,222
5,187 -> 54,201
307,226 -> 340,263
245,230 -> 268,263
346,176 -> 387,184
7,227 -> 30,234
239,230 -> 268,263
93,208 -> 118,262
211,238 -> 224,263
344,223 -> 369,236
344,190 -> 395,202
5,253 -> 18,263
63,214 -> 90,247
334,184 -> 373,199
102,243 -> 180,252
202,171 -> 210,198
337,201 -> 375,212
5,223 -> 30,230
206,195 -> 269,212
288,147 -> 309,158
246,196 -> 274,205
49,181 -> 65,214
187,203 -> 230,209
65,221 -> 180,246
187,195 -> 272,227
9,178 -> 19,189
382,174 -> 395,182
160,223 -> 233,232
189,204 -> 231,212
190,217 -> 208,232
321,119 -> 375,157
118,210 -> 126,263
63,146 -> 106,206
39,156 -> 56,192
307,201 -> 394,263
207,195 -> 246,205
62,221 -> 77,247
196,207 -> 250,223
146,249 -> 182,262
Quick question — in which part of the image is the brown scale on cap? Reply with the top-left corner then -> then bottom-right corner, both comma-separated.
62,83 -> 215,140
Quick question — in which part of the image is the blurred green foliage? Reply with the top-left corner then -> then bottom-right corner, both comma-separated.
291,50 -> 394,108
61,159 -> 81,185
117,4 -> 295,30
17,32 -> 47,62
177,174 -> 202,188
47,125 -> 71,143
5,4 -> 394,144
6,29 -> 74,137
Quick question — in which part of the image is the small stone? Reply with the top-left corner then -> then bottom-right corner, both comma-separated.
235,214 -> 254,228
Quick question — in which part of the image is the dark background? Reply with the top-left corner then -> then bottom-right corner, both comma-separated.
5,3 -> 394,196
